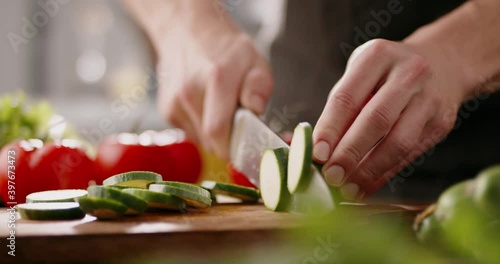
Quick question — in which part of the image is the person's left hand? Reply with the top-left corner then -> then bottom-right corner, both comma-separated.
313,39 -> 474,200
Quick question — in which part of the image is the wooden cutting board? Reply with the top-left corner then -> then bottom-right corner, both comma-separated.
0,203 -> 424,263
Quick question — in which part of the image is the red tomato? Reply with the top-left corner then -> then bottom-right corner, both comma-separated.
30,140 -> 97,189
0,139 -> 95,204
229,163 -> 258,189
95,130 -> 202,184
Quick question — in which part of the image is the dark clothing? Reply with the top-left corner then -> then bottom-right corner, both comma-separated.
266,0 -> 500,202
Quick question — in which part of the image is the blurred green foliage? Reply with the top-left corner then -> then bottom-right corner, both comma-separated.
0,92 -> 79,148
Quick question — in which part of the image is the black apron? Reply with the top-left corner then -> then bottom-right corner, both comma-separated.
265,0 -> 500,202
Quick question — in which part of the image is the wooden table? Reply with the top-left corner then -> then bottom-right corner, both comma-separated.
0,203 -> 424,263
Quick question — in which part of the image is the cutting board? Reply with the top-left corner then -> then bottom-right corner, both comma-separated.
0,202 -> 424,263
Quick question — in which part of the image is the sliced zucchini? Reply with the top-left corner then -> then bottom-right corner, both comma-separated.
26,189 -> 88,203
123,188 -> 186,211
289,166 -> 336,213
76,196 -> 128,220
17,202 -> 85,220
103,171 -> 162,189
155,181 -> 211,197
287,122 -> 313,193
201,181 -> 260,203
259,148 -> 291,211
149,184 -> 211,209
87,186 -> 148,216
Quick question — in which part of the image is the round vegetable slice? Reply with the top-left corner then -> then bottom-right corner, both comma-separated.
76,196 -> 127,220
17,202 -> 85,220
103,171 -> 162,189
149,184 -> 211,209
201,181 -> 259,203
287,122 -> 313,193
259,148 -> 290,211
123,188 -> 186,211
155,181 -> 211,197
26,189 -> 88,203
87,186 -> 148,216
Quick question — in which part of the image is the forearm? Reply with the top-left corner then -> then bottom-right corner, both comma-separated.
121,0 -> 238,56
404,0 -> 500,99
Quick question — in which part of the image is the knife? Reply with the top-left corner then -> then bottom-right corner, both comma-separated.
229,108 -> 336,211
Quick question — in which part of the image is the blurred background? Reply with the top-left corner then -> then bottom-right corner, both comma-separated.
0,0 -> 270,134
1,0 -> 162,132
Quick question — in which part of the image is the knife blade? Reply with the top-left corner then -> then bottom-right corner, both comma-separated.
229,108 -> 288,187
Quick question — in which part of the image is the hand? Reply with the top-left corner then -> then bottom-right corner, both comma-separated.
156,11 -> 273,160
313,39 -> 472,200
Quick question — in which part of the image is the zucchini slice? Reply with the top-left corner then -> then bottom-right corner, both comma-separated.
149,184 -> 212,209
87,186 -> 148,216
201,181 -> 260,203
17,202 -> 85,220
76,196 -> 128,220
155,181 -> 211,197
287,122 -> 313,193
259,148 -> 291,211
103,171 -> 162,189
123,188 -> 187,211
26,189 -> 88,203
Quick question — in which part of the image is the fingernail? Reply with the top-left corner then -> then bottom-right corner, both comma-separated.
313,141 -> 330,162
340,183 -> 360,201
250,94 -> 266,114
324,165 -> 345,186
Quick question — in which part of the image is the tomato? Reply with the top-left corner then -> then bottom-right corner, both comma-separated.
0,139 -> 96,204
95,129 -> 202,184
229,164 -> 257,189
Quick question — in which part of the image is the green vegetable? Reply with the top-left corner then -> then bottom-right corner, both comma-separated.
0,92 -> 79,148
76,196 -> 128,220
103,171 -> 162,189
16,202 -> 85,220
26,189 -> 88,203
123,188 -> 187,211
259,148 -> 291,211
149,184 -> 212,209
201,181 -> 260,203
86,186 -> 148,216
474,165 -> 500,217
287,122 -> 313,193
155,181 -> 211,197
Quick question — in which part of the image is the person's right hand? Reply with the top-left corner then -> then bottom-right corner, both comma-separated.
155,9 -> 273,160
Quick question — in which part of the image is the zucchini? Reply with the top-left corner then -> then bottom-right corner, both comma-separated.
76,196 -> 128,220
259,148 -> 291,211
103,171 -> 162,189
155,181 -> 211,198
26,189 -> 88,203
123,188 -> 187,211
149,184 -> 212,209
87,186 -> 148,216
287,122 -> 313,193
17,202 -> 85,220
201,181 -> 260,203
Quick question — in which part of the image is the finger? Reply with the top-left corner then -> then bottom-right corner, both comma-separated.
157,87 -> 199,143
312,40 -> 396,164
239,57 -> 274,115
178,82 -> 205,142
202,36 -> 255,160
322,61 -> 425,187
343,97 -> 433,200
